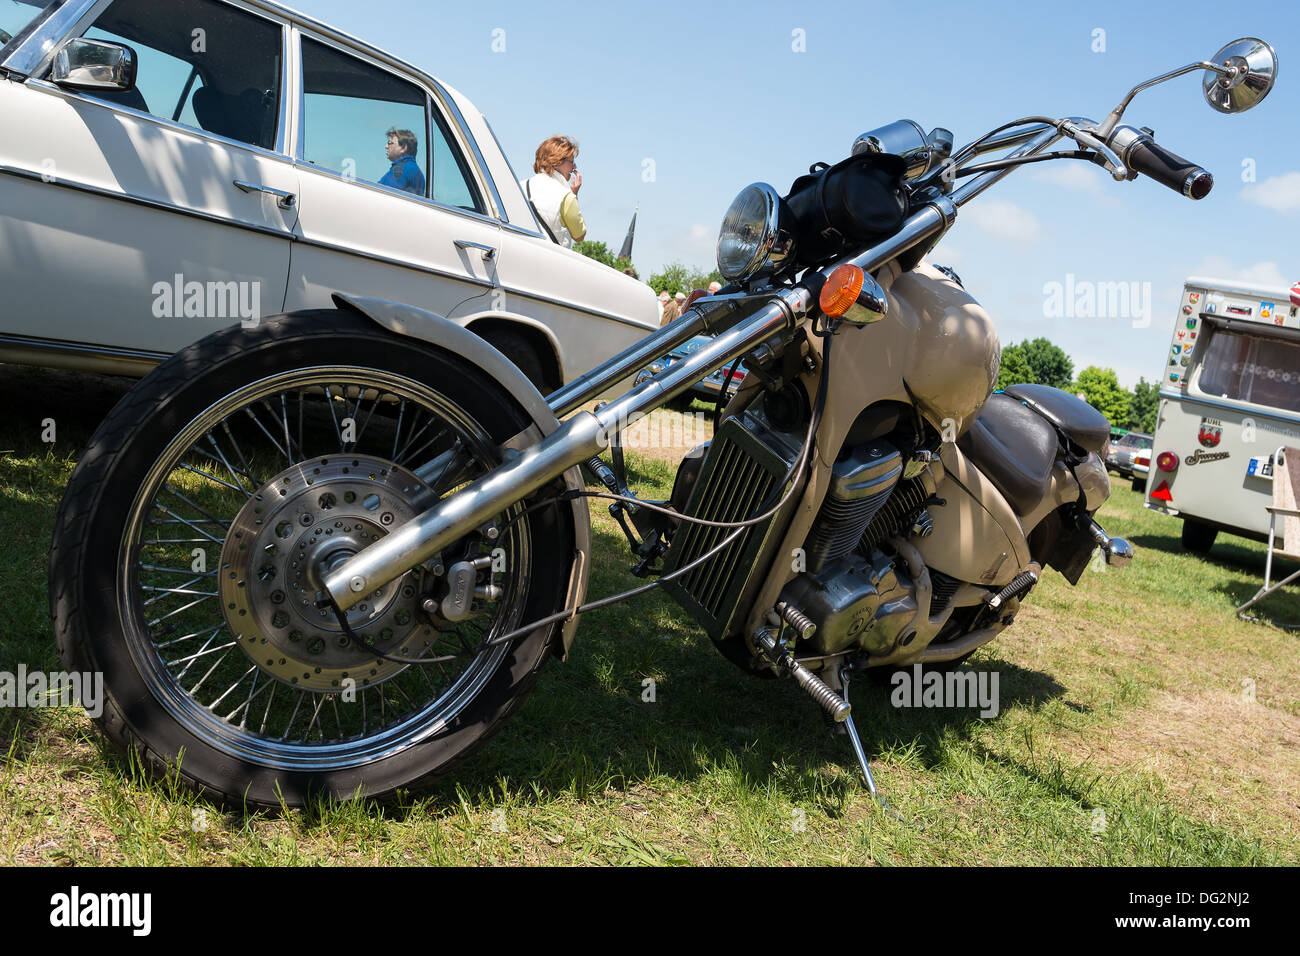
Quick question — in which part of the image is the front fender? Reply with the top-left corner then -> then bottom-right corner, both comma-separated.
331,292 -> 592,659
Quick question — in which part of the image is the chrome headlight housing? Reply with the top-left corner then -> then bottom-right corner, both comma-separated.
716,183 -> 795,283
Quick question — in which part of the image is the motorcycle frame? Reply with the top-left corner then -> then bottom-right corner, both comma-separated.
321,121 -> 1070,615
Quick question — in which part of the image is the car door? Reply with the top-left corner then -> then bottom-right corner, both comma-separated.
284,33 -> 501,319
0,0 -> 297,356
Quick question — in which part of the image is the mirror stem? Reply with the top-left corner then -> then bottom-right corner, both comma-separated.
1096,60 -> 1237,137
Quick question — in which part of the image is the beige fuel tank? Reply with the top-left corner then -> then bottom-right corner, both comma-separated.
883,261 -> 1001,438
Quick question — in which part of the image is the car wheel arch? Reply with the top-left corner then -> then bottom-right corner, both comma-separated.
464,315 -> 564,392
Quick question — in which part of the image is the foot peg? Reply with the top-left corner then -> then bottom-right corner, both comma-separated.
754,628 -> 849,722
1086,519 -> 1135,568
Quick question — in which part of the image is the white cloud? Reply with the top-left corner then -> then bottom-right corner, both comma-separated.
1187,255 -> 1289,291
1031,162 -> 1123,207
963,199 -> 1041,242
1241,171 -> 1300,213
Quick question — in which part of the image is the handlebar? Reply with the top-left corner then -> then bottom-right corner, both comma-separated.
1106,124 -> 1214,199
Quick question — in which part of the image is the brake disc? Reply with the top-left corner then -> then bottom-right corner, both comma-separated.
219,455 -> 435,692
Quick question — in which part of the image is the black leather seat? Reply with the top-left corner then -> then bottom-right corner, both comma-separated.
959,392 -> 1059,516
1004,383 -> 1111,455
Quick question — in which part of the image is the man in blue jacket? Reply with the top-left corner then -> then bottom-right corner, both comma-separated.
379,128 -> 425,196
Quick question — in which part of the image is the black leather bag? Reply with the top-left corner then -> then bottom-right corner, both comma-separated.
783,152 -> 909,265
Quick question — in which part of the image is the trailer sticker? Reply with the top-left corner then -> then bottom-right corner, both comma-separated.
1261,301 -> 1274,319
1170,373 -> 1181,382
1205,302 -> 1217,313
1290,281 -> 1300,308
1189,292 -> 1200,304
1186,319 -> 1197,328
1198,418 -> 1222,447
1185,449 -> 1230,465
1182,305 -> 1193,315
1227,305 -> 1252,316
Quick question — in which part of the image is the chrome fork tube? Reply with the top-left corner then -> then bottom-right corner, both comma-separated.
323,293 -> 801,609
546,307 -> 711,417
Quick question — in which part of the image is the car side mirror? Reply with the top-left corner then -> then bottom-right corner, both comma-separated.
51,38 -> 137,93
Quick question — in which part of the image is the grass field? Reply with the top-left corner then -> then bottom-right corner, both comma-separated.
1,365 -> 1296,865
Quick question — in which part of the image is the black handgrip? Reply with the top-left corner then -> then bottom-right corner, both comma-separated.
1126,137 -> 1214,200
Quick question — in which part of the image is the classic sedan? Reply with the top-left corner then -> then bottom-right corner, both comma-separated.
0,0 -> 657,393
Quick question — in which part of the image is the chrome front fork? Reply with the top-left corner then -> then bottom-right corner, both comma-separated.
322,289 -> 808,609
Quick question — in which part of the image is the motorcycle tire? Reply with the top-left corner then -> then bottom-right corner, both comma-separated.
49,309 -> 573,807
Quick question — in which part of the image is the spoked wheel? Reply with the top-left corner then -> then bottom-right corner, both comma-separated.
50,310 -> 573,807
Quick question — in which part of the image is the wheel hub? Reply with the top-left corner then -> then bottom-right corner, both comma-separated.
219,455 -> 435,691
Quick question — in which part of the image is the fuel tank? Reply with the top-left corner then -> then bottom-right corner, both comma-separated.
882,260 -> 1000,438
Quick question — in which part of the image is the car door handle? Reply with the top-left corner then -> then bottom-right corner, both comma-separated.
233,179 -> 297,209
454,239 -> 497,261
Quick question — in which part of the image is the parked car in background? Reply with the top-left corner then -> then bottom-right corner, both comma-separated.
0,0 -> 657,392
1132,447 -> 1151,493
1106,431 -> 1152,478
635,334 -> 747,405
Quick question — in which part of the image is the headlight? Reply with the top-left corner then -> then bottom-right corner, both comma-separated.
716,183 -> 794,282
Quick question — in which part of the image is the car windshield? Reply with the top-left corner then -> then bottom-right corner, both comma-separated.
0,0 -> 53,49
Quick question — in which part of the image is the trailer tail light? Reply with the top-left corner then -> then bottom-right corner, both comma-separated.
1157,451 -> 1179,472
1150,480 -> 1173,502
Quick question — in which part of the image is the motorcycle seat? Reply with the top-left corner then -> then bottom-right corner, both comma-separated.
959,392 -> 1059,516
1003,383 -> 1111,456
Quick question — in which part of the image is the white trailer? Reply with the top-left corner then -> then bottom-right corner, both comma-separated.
1145,275 -> 1300,553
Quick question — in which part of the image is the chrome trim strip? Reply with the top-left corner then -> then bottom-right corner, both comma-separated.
495,283 -> 658,334
1156,390 -> 1300,426
0,332 -> 166,372
292,235 -> 493,290
483,114 -> 539,230
289,157 -> 500,228
0,162 -> 297,239
430,79 -> 506,221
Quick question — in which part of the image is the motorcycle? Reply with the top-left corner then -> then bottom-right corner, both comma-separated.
48,39 -> 1277,806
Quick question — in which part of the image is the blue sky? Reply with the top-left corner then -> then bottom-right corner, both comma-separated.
288,0 -> 1299,387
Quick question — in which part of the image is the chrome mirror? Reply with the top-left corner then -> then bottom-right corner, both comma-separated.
1203,38 -> 1278,113
51,38 -> 136,92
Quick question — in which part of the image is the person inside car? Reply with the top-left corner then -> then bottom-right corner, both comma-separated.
379,128 -> 426,196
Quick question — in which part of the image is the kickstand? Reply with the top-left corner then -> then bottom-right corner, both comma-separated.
838,664 -> 892,813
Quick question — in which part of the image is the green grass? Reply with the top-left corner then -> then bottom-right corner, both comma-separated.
0,370 -> 1296,865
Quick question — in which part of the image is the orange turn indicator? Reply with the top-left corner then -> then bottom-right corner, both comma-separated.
819,265 -> 865,318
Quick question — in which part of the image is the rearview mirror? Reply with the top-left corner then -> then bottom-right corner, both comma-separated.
51,38 -> 136,93
1203,38 -> 1277,114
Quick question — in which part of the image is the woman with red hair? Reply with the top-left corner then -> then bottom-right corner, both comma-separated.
523,135 -> 587,249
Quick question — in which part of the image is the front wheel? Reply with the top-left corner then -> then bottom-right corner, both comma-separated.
49,310 -> 573,807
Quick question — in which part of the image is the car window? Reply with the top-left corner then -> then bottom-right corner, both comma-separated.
299,37 -> 485,212
68,0 -> 283,151
1197,328 -> 1300,413
0,0 -> 52,50
300,38 -> 430,198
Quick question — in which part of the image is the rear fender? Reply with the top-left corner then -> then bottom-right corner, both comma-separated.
331,293 -> 591,658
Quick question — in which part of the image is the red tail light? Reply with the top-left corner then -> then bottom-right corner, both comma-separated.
728,369 -> 746,383
1156,451 -> 1179,472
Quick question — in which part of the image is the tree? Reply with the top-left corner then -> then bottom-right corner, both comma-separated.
647,261 -> 723,297
1073,366 -> 1131,426
1019,337 -> 1074,390
1128,376 -> 1158,433
574,239 -> 635,276
995,343 -> 1035,391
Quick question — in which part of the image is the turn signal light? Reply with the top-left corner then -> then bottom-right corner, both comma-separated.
819,265 -> 865,318
1157,451 -> 1179,472
685,289 -> 708,310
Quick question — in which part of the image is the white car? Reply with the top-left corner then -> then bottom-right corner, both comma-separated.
0,0 -> 657,391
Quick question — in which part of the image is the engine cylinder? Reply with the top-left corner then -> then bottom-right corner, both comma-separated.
804,440 -> 902,571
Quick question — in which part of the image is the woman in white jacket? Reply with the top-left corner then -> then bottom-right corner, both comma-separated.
523,135 -> 587,248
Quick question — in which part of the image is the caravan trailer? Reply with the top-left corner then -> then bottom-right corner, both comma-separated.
1145,276 -> 1300,553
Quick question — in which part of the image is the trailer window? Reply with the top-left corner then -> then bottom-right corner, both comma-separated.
1197,329 -> 1300,413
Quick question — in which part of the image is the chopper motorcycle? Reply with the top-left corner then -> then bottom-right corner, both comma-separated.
48,39 -> 1277,806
